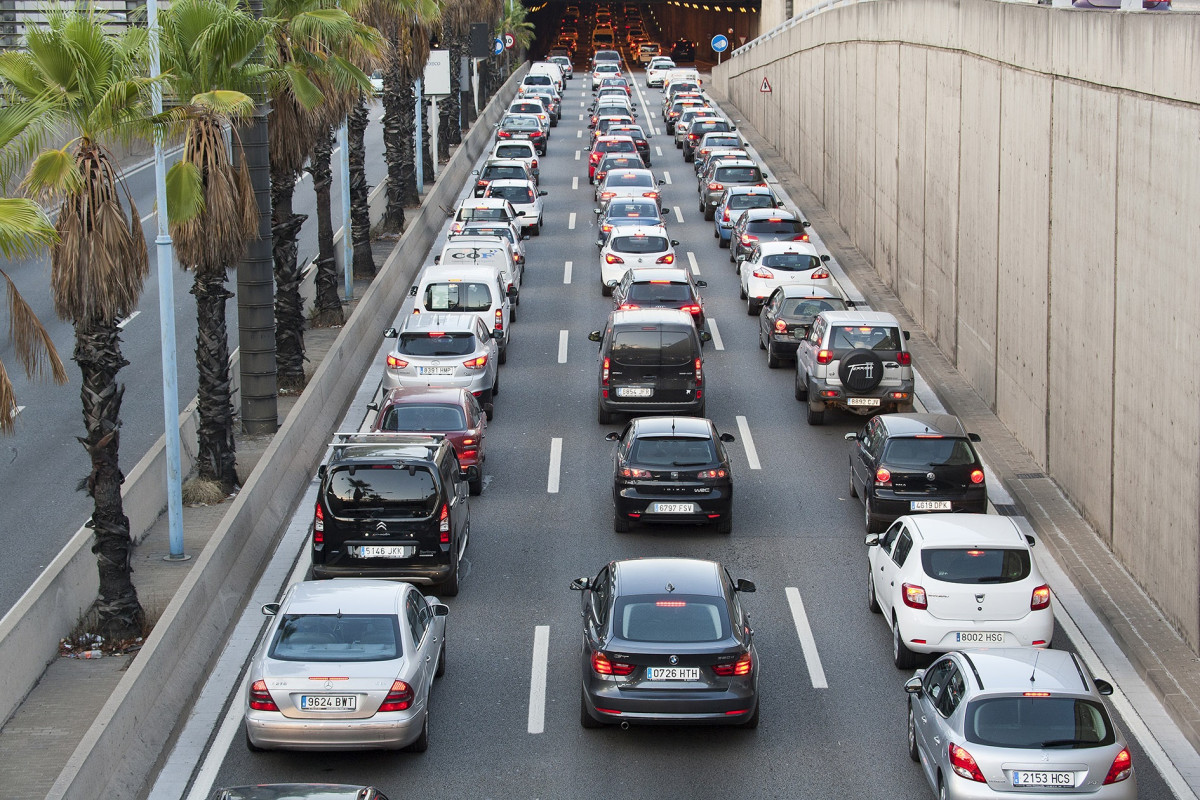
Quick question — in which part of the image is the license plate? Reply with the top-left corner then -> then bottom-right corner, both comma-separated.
616,386 -> 653,398
911,500 -> 952,511
846,397 -> 881,407
300,695 -> 357,711
956,631 -> 1004,644
418,366 -> 455,376
647,667 -> 700,681
1012,771 -> 1074,788
652,502 -> 696,514
354,545 -> 414,558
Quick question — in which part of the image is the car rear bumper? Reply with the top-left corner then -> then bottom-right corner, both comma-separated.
583,681 -> 757,725
311,556 -> 453,584
869,491 -> 987,522
939,767 -> 1135,800
807,381 -> 916,414
614,487 -> 731,523
599,394 -> 704,417
245,705 -> 425,751
382,371 -> 492,395
768,334 -> 803,356
894,608 -> 1055,654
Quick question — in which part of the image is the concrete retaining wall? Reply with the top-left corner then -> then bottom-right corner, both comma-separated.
42,66 -> 527,799
715,0 -> 1200,646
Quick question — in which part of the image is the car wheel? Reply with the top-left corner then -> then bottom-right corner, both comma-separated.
614,512 -> 631,533
740,700 -> 760,728
440,553 -> 460,597
713,227 -> 719,238
893,616 -> 918,669
245,728 -> 263,753
739,283 -> 747,300
868,571 -> 881,613
601,281 -> 613,297
698,199 -> 705,213
849,465 -> 858,498
492,368 -> 500,396
716,515 -> 732,535
758,330 -> 767,351
794,371 -> 809,401
907,703 -> 920,762
703,205 -> 714,221
729,250 -> 735,263
806,400 -> 824,426
509,304 -> 517,323
498,345 -> 507,365
718,235 -> 729,249
938,778 -> 948,800
767,343 -> 781,368
746,298 -> 759,316
532,222 -> 541,236
435,636 -> 447,678
865,496 -> 884,534
406,712 -> 429,752
597,400 -> 616,425
580,690 -> 603,728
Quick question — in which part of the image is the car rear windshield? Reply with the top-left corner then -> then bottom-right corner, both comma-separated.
462,226 -> 514,243
964,697 -> 1116,749
612,235 -> 668,254
631,436 -> 717,466
921,548 -> 1032,584
599,158 -> 640,173
760,253 -> 822,271
615,595 -> 729,642
488,185 -> 533,203
423,282 -> 493,312
482,165 -> 527,181
461,207 -> 508,222
884,437 -> 977,468
627,282 -> 692,303
782,297 -> 847,317
728,195 -> 775,211
397,331 -> 475,357
505,118 -> 539,131
494,145 -> 531,159
704,136 -> 740,149
829,325 -> 902,350
269,614 -> 402,662
748,218 -> 803,233
608,201 -> 657,219
379,403 -> 467,432
325,465 -> 438,515
512,103 -> 541,114
524,74 -> 551,85
607,173 -> 654,188
612,329 -> 694,366
600,140 -> 637,154
716,166 -> 763,182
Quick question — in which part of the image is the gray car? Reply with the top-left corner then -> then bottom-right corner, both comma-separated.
244,580 -> 447,752
382,312 -> 499,404
905,648 -> 1136,799
573,557 -> 759,728
700,159 -> 768,221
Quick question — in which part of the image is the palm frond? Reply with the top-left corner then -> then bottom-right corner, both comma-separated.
23,148 -> 82,200
1,266 -> 68,385
0,198 -> 58,259
165,160 -> 205,225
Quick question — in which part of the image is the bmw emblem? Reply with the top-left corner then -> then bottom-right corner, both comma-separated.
669,655 -> 678,665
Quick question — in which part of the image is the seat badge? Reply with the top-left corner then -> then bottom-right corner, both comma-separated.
926,472 -> 936,481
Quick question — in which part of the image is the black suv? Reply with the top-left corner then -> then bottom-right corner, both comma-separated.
844,414 -> 987,533
605,416 -> 735,534
311,433 -> 470,594
589,309 -> 712,424
670,39 -> 696,61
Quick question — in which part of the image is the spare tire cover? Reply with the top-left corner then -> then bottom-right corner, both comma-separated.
838,349 -> 884,391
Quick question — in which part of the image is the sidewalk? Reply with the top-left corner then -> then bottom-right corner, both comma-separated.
710,86 -> 1200,768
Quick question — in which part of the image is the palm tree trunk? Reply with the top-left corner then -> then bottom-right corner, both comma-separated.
271,170 -> 308,391
380,57 -> 407,234
74,319 -> 144,642
439,37 -> 462,155
309,126 -> 344,328
395,78 -> 419,207
192,270 -> 238,491
348,97 -> 376,279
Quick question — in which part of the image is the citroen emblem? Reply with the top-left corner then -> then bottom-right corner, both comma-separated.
926,472 -> 936,481
975,593 -> 986,604
323,681 -> 333,691
376,521 -> 387,532
669,655 -> 678,665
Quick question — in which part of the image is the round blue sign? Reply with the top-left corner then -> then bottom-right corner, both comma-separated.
711,34 -> 729,53
492,37 -> 504,56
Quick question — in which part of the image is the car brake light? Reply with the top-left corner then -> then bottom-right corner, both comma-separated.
602,357 -> 610,385
816,349 -> 832,364
438,503 -> 450,542
643,191 -> 659,200
1103,748 -> 1133,785
948,743 -> 987,783
655,253 -> 675,264
590,152 -> 603,163
249,679 -> 279,712
688,133 -> 698,141
601,223 -> 613,233
740,234 -> 758,245
387,355 -> 408,369
618,303 -> 639,311
752,268 -> 773,279
591,651 -> 636,676
476,180 -> 487,188
875,467 -> 891,484
605,253 -> 625,264
680,304 -> 701,315
621,466 -> 651,478
531,158 -> 538,169
902,583 -> 928,609
697,468 -> 727,479
811,268 -> 830,280
774,319 -> 788,333
712,652 -> 753,676
694,357 -> 703,385
494,308 -> 503,332
1031,584 -> 1051,610
600,191 -> 616,200
313,502 -> 324,542
708,182 -> 723,191
793,233 -> 810,241
497,130 -> 511,138
463,354 -> 488,369
897,351 -> 911,366
970,469 -> 985,484
378,680 -> 414,712
722,209 -> 731,222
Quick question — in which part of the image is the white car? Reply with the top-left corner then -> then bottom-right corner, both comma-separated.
244,580 -> 447,752
452,220 -> 526,271
594,167 -> 664,211
865,514 -> 1055,669
483,178 -> 546,236
591,62 -> 622,90
597,224 -> 679,294
739,241 -> 835,314
488,140 -> 540,181
448,197 -> 520,236
646,58 -> 676,87
636,43 -> 662,65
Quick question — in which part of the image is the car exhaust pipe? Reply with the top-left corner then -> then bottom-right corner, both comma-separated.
620,721 -> 630,730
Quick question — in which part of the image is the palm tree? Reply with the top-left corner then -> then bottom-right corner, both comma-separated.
0,8 -> 154,640
158,0 -> 271,496
489,0 -> 531,92
0,200 -> 68,434
436,0 -> 482,158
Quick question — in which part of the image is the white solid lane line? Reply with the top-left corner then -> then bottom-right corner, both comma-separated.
547,438 -> 563,493
572,176 -> 579,191
563,260 -> 573,284
662,170 -> 672,185
568,212 -> 577,230
708,319 -> 725,351
686,251 -> 699,276
674,206 -> 684,224
558,330 -> 568,364
735,415 -> 761,470
785,587 -> 829,689
527,625 -> 550,734
116,310 -> 140,329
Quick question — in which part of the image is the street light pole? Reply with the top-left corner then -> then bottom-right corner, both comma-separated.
146,0 -> 187,561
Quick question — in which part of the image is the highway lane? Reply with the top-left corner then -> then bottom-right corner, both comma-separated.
193,72 -> 1178,798
0,103 -> 389,613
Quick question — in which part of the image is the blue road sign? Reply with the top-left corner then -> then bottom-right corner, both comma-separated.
711,34 -> 729,53
492,37 -> 504,56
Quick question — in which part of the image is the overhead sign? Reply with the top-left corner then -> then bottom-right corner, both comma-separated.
469,22 -> 492,57
504,32 -> 515,50
423,50 -> 451,95
759,76 -> 772,93
492,37 -> 504,56
710,34 -> 729,53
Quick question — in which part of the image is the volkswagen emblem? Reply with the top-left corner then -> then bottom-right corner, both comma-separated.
671,471 -> 679,479
323,681 -> 333,691
926,472 -> 936,481
668,655 -> 678,665
975,593 -> 986,604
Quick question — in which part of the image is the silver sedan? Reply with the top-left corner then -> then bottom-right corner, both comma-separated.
244,580 -> 447,752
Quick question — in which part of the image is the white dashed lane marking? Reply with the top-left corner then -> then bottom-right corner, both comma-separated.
563,261 -> 572,284
572,176 -> 579,191
547,438 -> 563,493
707,319 -> 724,351
735,415 -> 761,470
687,251 -> 699,276
786,588 -> 829,689
662,170 -> 672,184
527,625 -> 550,734
568,212 -> 576,230
116,311 -> 140,329
673,206 -> 684,224
558,330 -> 568,364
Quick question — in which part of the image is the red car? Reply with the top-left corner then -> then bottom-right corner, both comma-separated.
588,135 -> 639,183
371,387 -> 488,495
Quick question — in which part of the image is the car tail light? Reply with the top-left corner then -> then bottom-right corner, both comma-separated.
970,469 -> 985,484
463,354 -> 488,369
378,680 -> 414,712
688,133 -> 698,141
590,151 -> 603,163
655,253 -> 675,264
386,354 -> 408,369
948,743 -> 987,783
722,209 -> 731,222
680,304 -> 701,315
697,468 -> 727,479
712,652 -> 753,676
531,158 -> 538,170
600,191 -> 616,200
605,253 -> 625,264
643,191 -> 659,200
875,467 -> 891,484
617,303 -> 639,311
438,503 -> 450,542
694,357 -> 703,385
497,130 -> 511,138
601,223 -> 613,233
494,308 -> 503,332
897,351 -> 911,366
460,449 -> 477,459
601,357 -> 610,385
620,466 -> 651,478
591,651 -> 635,676
249,679 -> 279,711
774,319 -> 788,334
1103,748 -> 1133,785
793,233 -> 810,241
475,180 -> 487,189
708,182 -> 723,191
740,234 -> 758,245
752,267 -> 774,279
811,268 -> 830,280
313,502 -> 324,542
1030,584 -> 1051,610
816,349 -> 833,365
902,583 -> 928,609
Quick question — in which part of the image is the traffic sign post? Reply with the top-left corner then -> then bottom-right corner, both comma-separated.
711,33 -> 729,65
492,37 -> 504,56
504,32 -> 515,50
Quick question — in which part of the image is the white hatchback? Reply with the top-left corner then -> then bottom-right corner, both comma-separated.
646,58 -> 676,87
597,224 -> 679,294
739,241 -> 835,315
865,514 -> 1055,669
483,178 -> 546,236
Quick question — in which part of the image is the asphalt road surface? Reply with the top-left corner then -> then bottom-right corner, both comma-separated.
197,69 -> 1177,799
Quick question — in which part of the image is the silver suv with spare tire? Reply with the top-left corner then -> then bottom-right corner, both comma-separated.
794,310 -> 914,425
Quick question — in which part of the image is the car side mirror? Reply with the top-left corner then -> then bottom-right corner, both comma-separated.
539,191 -> 548,196
844,432 -> 858,441
596,240 -> 605,248
699,330 -> 712,342
366,401 -> 379,412
657,179 -> 666,185
570,577 -> 590,591
594,208 -> 603,215
1094,678 -> 1114,696
261,602 -> 280,616
1025,534 -> 1037,547
606,279 -> 618,287
317,464 -> 327,479
515,211 -> 526,217
588,330 -> 602,342
821,255 -> 831,263
846,300 -> 856,308
904,676 -> 923,695
384,327 -> 398,338
605,432 -> 621,442
694,280 -> 708,288
433,255 -> 441,264
719,432 -> 735,443
903,331 -> 911,341
471,169 -> 479,176
493,122 -> 500,128
968,433 -> 981,443
670,239 -> 680,246
802,220 -> 810,227
734,578 -> 756,593
865,533 -> 880,546
409,286 -> 418,296
430,603 -> 449,617
730,125 -> 737,131
506,286 -> 518,298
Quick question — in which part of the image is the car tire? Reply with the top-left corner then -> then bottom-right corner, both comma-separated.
435,636 -> 447,678
794,371 -> 809,401
703,205 -> 714,221
865,496 -> 884,534
746,298 -> 759,316
849,465 -> 858,498
601,281 -> 613,297
407,712 -> 429,753
758,330 -> 767,351
580,690 -> 603,728
868,571 -> 881,614
739,283 -> 747,300
713,227 -> 719,238
509,304 -> 517,323
614,512 -> 631,533
907,703 -> 920,762
741,700 -> 760,728
806,400 -> 824,426
597,401 -> 616,425
532,221 -> 541,236
893,617 -> 918,669
767,343 -> 781,368
729,251 -> 735,263
718,236 -> 729,249
698,199 -> 705,213
245,729 -> 263,753
440,553 -> 461,597
499,345 -> 507,365
716,515 -> 732,535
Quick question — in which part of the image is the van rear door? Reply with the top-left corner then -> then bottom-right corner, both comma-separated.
608,327 -> 697,403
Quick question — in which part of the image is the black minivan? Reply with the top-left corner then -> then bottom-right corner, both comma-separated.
589,309 -> 711,424
311,433 -> 470,595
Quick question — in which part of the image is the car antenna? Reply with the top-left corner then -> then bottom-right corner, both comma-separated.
1030,650 -> 1040,686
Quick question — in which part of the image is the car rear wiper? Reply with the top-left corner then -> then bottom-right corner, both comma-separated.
974,576 -> 1013,584
671,461 -> 709,467
1039,738 -> 1095,748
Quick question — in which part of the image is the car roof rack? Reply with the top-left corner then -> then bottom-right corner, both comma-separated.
332,432 -> 446,445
